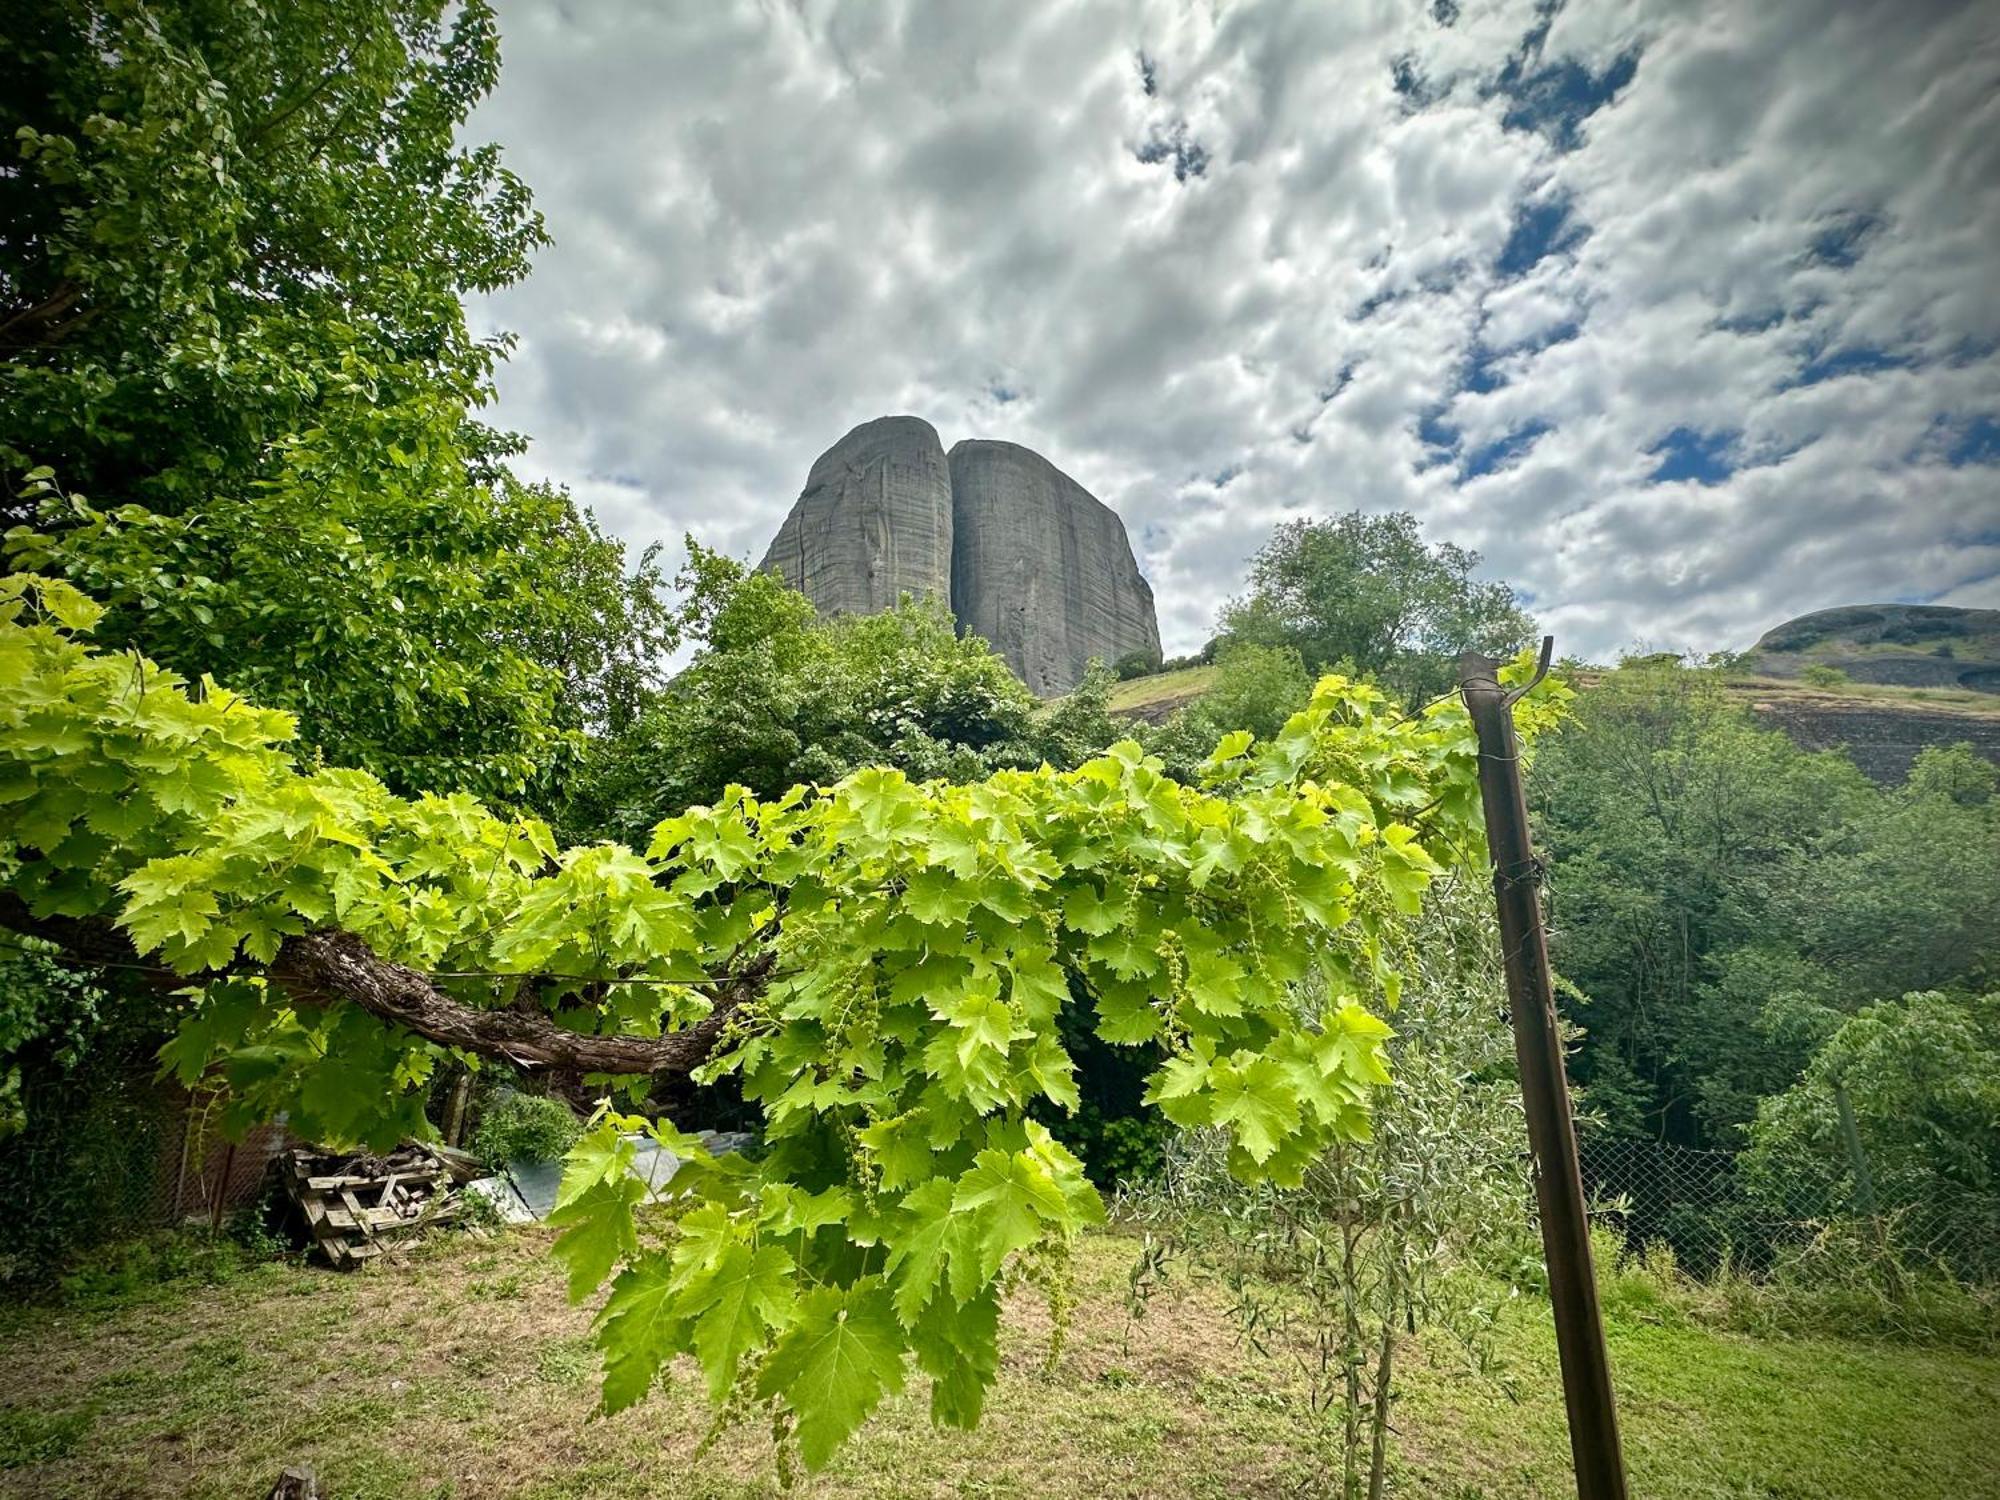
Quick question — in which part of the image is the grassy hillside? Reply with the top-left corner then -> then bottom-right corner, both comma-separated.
1744,603 -> 2000,694
1104,664 -> 1219,721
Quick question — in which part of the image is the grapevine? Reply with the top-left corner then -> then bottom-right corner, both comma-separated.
0,572 -> 1566,1469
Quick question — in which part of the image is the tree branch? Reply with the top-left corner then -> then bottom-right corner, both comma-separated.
0,893 -> 764,1077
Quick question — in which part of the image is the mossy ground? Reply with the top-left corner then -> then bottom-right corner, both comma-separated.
1,1228 -> 1993,1498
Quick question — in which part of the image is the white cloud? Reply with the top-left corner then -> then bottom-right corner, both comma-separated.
468,0 -> 2000,665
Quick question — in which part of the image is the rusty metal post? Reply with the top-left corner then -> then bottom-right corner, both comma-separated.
1459,643 -> 1628,1500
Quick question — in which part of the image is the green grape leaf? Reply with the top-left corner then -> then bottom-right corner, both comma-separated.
911,1283 -> 1000,1430
1061,882 -> 1120,936
548,1173 -> 646,1301
555,1123 -> 638,1213
755,1278 -> 908,1471
1209,1054 -> 1302,1164
594,1253 -> 687,1415
856,1111 -> 934,1193
884,1177 -> 959,1327
951,1148 -> 1067,1282
901,868 -> 971,926
687,1242 -> 795,1400
1143,1050 -> 1213,1128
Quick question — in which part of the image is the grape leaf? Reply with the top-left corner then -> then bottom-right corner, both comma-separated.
1209,1054 -> 1302,1164
951,1149 -> 1067,1282
687,1242 -> 795,1399
755,1278 -> 908,1471
548,1174 -> 646,1301
594,1253 -> 687,1415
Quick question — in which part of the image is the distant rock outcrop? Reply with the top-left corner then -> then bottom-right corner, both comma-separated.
758,416 -> 954,616
948,440 -> 1163,697
1745,603 -> 2000,694
758,417 -> 1160,694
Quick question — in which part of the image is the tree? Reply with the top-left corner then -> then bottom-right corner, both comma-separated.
1,0 -> 669,802
1531,659 -> 1999,1148
1133,875 -> 1531,1498
1147,640 -> 1315,783
564,546 -> 1070,843
1532,659 -> 1872,1143
0,574 -> 1559,1469
1219,512 -> 1536,706
1742,990 -> 2000,1279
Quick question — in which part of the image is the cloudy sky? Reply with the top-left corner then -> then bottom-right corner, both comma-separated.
467,0 -> 2000,663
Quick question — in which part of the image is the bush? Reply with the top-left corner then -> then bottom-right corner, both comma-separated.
1147,641 -> 1313,783
1741,990 -> 2000,1283
1800,663 -> 1850,688
471,1093 -> 582,1166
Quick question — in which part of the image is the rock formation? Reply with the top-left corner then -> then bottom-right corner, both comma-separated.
948,440 -> 1162,697
1745,603 -> 2000,694
1736,602 -> 2000,782
758,416 -> 954,616
759,417 -> 1161,694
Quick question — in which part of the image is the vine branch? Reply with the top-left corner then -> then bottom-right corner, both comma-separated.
0,892 -> 768,1077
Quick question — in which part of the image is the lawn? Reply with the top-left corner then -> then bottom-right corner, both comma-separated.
0,1229 -> 1993,1498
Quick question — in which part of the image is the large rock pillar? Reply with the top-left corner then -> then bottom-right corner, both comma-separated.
758,415 -> 954,615
948,439 -> 1162,695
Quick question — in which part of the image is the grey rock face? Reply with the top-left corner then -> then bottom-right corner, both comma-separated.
948,439 -> 1161,695
758,416 -> 953,615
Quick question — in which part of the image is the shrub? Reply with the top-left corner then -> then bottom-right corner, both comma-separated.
471,1093 -> 582,1166
1800,663 -> 1850,688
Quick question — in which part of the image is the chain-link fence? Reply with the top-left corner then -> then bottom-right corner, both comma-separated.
0,1058 -> 292,1274
1578,1133 -> 2000,1284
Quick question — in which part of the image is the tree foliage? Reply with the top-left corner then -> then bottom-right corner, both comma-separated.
1742,989 -> 2000,1279
1132,874 -> 1532,1497
564,546 -> 1082,842
1532,658 -> 2000,1146
1,0 -> 670,801
1147,640 -> 1316,784
1218,512 -> 1537,706
0,573 -> 1562,1465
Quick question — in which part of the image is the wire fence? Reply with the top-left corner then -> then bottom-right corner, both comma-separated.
0,1060 -> 292,1274
1578,1133 -> 2000,1285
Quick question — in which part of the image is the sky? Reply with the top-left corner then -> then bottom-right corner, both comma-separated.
467,0 -> 2000,664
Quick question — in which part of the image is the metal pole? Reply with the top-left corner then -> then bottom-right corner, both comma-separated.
1459,643 -> 1629,1500
1833,1078 -> 1878,1219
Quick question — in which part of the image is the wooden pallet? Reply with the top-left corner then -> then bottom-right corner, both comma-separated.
281,1144 -> 462,1269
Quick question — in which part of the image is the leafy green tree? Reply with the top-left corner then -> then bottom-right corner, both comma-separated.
565,547 -> 1081,842
1219,512 -> 1536,705
1532,658 -> 1876,1143
0,943 -> 109,1140
1,0 -> 668,801
1742,990 -> 2000,1278
1534,662 -> 2000,1148
1148,640 -> 1315,782
1132,875 -> 1531,1497
1770,746 -> 2000,1006
1034,660 -> 1127,772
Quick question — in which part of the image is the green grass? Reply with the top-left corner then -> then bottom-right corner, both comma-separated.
1103,665 -> 1218,716
0,1229 -> 1992,1497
